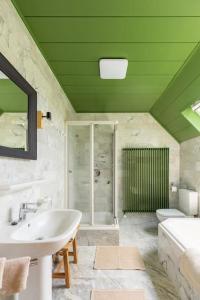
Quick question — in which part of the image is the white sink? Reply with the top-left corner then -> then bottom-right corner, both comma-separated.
0,209 -> 82,258
0,209 -> 82,300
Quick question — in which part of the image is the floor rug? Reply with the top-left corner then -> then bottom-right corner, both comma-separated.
94,246 -> 145,270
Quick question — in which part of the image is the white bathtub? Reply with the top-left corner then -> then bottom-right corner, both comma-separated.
158,218 -> 200,300
160,218 -> 200,250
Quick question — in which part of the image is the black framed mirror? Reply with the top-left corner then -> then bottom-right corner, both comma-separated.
0,53 -> 37,160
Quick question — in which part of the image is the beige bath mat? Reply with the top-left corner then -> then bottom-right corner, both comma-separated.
91,289 -> 145,300
94,246 -> 145,270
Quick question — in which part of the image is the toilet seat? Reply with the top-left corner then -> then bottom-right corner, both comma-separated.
156,208 -> 185,222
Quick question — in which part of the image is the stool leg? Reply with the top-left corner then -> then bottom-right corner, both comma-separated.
63,248 -> 70,288
52,254 -> 59,264
73,238 -> 78,264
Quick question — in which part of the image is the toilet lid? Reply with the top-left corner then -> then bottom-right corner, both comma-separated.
156,209 -> 185,217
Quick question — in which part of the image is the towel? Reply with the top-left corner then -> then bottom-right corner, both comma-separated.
0,257 -> 30,296
180,248 -> 200,293
0,258 -> 6,289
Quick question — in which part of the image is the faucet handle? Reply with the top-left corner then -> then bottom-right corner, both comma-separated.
19,202 -> 39,221
21,202 -> 39,209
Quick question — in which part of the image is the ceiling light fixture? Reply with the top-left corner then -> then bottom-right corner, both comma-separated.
99,59 -> 128,79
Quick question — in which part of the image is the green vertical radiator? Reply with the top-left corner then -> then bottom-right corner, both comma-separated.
123,148 -> 169,212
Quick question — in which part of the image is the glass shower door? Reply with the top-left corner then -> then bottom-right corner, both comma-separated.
67,122 -> 117,226
67,125 -> 91,224
93,124 -> 114,225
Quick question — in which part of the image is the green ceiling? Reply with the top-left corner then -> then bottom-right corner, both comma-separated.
151,45 -> 200,142
11,0 -> 200,141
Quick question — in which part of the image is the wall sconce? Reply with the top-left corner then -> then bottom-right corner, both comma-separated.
37,111 -> 52,129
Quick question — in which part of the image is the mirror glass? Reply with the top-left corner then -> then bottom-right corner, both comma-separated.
0,70 -> 28,150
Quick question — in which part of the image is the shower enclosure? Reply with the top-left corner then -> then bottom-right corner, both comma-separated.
66,121 -> 118,227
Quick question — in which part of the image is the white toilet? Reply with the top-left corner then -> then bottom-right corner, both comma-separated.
156,189 -> 198,222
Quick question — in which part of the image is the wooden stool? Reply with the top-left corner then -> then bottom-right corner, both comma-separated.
52,235 -> 78,288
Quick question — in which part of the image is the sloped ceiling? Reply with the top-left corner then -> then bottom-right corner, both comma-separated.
11,0 -> 200,141
151,45 -> 200,142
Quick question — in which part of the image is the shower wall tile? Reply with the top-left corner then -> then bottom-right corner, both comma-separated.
77,113 -> 180,216
180,136 -> 200,214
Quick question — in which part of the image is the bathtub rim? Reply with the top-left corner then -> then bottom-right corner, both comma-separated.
158,217 -> 200,253
159,222 -> 185,254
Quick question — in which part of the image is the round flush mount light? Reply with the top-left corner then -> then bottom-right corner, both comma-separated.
99,58 -> 128,79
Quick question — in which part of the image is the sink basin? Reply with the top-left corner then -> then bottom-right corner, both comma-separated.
0,209 -> 82,258
0,209 -> 82,300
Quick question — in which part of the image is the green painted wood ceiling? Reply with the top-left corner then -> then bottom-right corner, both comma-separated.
11,0 -> 200,141
151,45 -> 200,142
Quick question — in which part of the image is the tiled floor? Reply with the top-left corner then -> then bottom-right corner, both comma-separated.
53,214 -> 179,300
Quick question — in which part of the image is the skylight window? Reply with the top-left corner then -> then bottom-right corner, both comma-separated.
192,100 -> 200,115
182,103 -> 200,133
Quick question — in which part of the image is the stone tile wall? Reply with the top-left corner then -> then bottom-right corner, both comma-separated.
180,136 -> 200,214
0,0 -> 75,223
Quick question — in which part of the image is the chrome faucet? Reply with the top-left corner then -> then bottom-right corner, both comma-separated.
19,202 -> 39,221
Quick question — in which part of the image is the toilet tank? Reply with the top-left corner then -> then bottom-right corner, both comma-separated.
179,189 -> 198,216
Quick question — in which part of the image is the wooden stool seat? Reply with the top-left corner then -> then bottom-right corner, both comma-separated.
52,234 -> 78,288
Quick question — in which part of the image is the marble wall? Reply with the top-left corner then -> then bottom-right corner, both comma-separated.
76,113 -> 180,216
0,0 -> 75,223
180,136 -> 200,214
